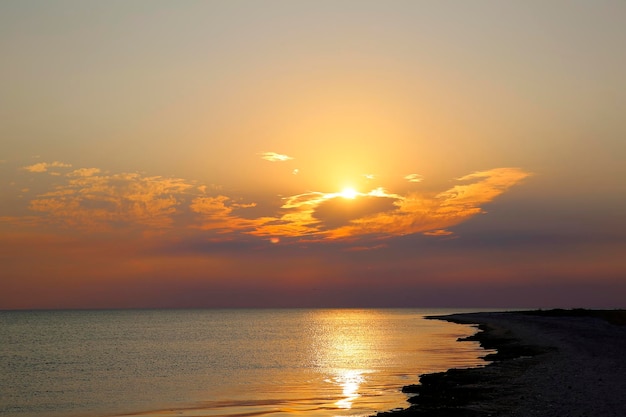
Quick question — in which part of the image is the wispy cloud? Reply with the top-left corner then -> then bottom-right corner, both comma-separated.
259,152 -> 293,162
404,173 -> 423,183
23,161 -> 72,173
423,229 -> 454,236
67,168 -> 101,177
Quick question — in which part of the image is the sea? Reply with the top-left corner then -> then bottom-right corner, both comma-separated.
0,309 -> 493,417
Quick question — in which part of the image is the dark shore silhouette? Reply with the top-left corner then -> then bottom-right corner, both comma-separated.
375,309 -> 626,417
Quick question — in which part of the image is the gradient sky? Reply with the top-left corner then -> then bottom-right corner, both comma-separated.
2,1 -> 625,309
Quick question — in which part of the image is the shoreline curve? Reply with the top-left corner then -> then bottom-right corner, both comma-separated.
374,309 -> 626,417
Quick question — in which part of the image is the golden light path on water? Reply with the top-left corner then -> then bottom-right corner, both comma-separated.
312,310 -> 382,412
333,370 -> 365,409
115,310 -> 490,417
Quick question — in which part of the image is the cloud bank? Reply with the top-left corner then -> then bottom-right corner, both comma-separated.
4,162 -> 530,244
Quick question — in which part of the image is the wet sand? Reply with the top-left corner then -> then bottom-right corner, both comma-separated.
376,310 -> 626,417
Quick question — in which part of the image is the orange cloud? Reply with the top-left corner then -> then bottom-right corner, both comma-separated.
67,167 -> 101,177
190,196 -> 257,232
22,161 -> 72,173
404,173 -> 423,183
326,168 -> 530,239
247,168 -> 530,240
26,172 -> 194,231
251,188 -> 402,238
423,229 -> 454,237
259,152 -> 294,162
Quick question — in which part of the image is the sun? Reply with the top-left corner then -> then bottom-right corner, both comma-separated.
339,187 -> 358,199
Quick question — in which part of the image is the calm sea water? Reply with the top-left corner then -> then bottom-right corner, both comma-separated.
0,309 -> 490,417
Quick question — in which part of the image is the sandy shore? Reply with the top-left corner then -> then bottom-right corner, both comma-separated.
376,310 -> 626,417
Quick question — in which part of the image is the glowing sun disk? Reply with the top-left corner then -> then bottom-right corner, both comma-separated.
339,187 -> 358,199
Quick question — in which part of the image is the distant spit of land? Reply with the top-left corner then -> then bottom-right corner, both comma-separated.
376,309 -> 626,417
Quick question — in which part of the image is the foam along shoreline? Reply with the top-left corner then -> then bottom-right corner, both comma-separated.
375,309 -> 626,417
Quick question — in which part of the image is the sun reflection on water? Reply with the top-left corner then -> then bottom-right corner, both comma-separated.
334,369 -> 365,409
308,310 -> 386,413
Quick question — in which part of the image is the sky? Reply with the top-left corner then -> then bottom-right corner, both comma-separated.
1,0 -> 625,309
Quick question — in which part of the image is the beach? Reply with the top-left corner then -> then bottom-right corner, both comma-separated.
377,310 -> 626,417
